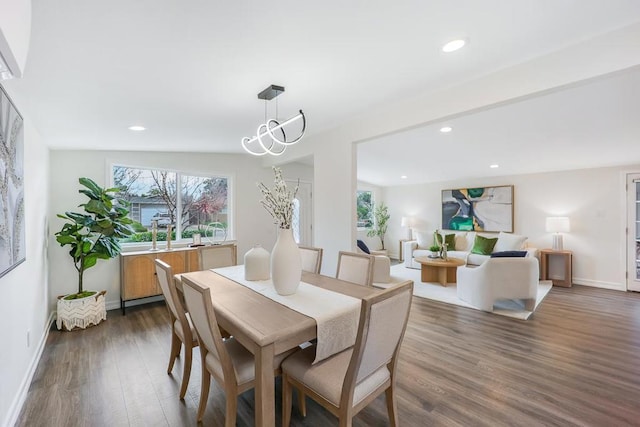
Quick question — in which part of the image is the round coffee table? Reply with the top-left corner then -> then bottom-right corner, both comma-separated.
414,257 -> 466,286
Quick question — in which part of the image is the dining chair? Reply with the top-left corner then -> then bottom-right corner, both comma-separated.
336,251 -> 375,287
281,280 -> 414,427
197,244 -> 237,270
154,259 -> 198,400
181,277 -> 297,424
299,246 -> 323,274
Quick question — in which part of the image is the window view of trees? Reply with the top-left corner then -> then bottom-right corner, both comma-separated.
357,190 -> 373,228
113,165 -> 229,242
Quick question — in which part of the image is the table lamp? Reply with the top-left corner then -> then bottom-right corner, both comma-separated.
401,216 -> 414,240
545,217 -> 570,250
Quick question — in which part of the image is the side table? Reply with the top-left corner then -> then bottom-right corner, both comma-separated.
539,249 -> 573,287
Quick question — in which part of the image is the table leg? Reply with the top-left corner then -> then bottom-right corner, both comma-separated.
255,343 -> 275,427
438,267 -> 447,287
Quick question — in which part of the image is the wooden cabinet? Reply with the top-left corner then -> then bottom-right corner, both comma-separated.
119,243 -> 237,313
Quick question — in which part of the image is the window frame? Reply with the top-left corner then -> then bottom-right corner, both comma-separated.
356,189 -> 374,231
110,163 -> 234,246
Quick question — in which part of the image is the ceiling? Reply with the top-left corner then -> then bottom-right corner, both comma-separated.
8,0 -> 640,184
358,67 -> 640,186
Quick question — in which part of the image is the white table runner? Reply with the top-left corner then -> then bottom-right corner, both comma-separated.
212,265 -> 361,363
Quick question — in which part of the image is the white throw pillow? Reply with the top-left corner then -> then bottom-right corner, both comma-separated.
415,231 -> 433,249
452,231 -> 468,251
464,231 -> 476,251
493,232 -> 527,252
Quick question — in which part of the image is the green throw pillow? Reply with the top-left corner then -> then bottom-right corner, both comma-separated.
435,233 -> 456,250
471,235 -> 498,255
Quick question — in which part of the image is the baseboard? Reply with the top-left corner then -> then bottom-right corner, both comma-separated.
573,277 -> 626,291
4,312 -> 56,427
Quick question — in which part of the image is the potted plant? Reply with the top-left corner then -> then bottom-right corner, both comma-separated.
428,245 -> 441,258
366,202 -> 390,250
55,177 -> 134,330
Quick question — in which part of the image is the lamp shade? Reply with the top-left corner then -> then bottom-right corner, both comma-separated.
545,217 -> 570,233
401,216 -> 414,227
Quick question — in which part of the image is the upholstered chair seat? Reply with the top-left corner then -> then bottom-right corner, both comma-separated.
282,346 -> 391,407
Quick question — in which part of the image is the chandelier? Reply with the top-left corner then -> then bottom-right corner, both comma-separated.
241,84 -> 306,156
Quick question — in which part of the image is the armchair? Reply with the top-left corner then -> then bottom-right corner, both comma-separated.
456,257 -> 539,312
356,240 -> 391,283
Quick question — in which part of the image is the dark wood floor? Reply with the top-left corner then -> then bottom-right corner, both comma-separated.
16,285 -> 640,426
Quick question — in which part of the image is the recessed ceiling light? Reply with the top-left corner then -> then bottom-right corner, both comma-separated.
490,164 -> 499,169
401,175 -> 408,179
442,39 -> 466,53
128,125 -> 146,131
440,126 -> 452,133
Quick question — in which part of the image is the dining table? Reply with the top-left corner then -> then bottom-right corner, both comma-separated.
179,268 -> 378,427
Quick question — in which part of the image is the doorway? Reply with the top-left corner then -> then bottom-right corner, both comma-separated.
626,173 -> 640,291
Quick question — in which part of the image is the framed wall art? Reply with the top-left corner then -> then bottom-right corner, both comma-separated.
442,185 -> 513,232
0,84 -> 25,278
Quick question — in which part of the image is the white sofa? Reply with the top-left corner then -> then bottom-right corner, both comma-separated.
403,230 -> 537,269
456,257 -> 540,312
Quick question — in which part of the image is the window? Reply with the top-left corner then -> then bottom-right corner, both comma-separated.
113,165 -> 230,243
356,190 -> 373,229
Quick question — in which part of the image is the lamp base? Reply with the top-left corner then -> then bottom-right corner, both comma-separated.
552,234 -> 563,251
406,228 -> 413,240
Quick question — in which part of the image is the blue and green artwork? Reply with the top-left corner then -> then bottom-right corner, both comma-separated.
442,186 -> 513,232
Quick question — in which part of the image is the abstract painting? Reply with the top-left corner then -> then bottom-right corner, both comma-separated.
0,84 -> 25,278
442,185 -> 513,232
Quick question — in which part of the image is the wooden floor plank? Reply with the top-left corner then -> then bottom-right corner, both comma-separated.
15,285 -> 640,426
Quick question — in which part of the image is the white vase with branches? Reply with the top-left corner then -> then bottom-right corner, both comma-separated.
258,167 -> 301,295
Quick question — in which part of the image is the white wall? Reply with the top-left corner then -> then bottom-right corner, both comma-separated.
381,165 -> 637,290
0,113 -> 50,427
48,150 -> 312,310
0,0 -> 31,76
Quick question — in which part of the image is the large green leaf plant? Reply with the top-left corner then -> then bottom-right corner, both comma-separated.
56,177 -> 134,297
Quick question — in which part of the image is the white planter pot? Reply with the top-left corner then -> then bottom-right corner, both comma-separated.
56,291 -> 107,331
271,228 -> 302,295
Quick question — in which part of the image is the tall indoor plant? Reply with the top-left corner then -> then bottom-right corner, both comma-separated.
367,201 -> 390,250
56,177 -> 134,297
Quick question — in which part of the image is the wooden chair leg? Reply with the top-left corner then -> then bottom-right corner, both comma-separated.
179,344 -> 192,399
167,332 -> 181,374
385,386 -> 399,427
282,373 -> 293,427
339,415 -> 353,427
297,388 -> 306,417
224,394 -> 237,427
197,366 -> 211,422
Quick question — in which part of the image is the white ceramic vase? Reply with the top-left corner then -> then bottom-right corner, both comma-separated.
244,244 -> 270,280
271,228 -> 302,295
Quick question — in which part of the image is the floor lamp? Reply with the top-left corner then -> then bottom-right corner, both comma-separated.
546,217 -> 570,250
